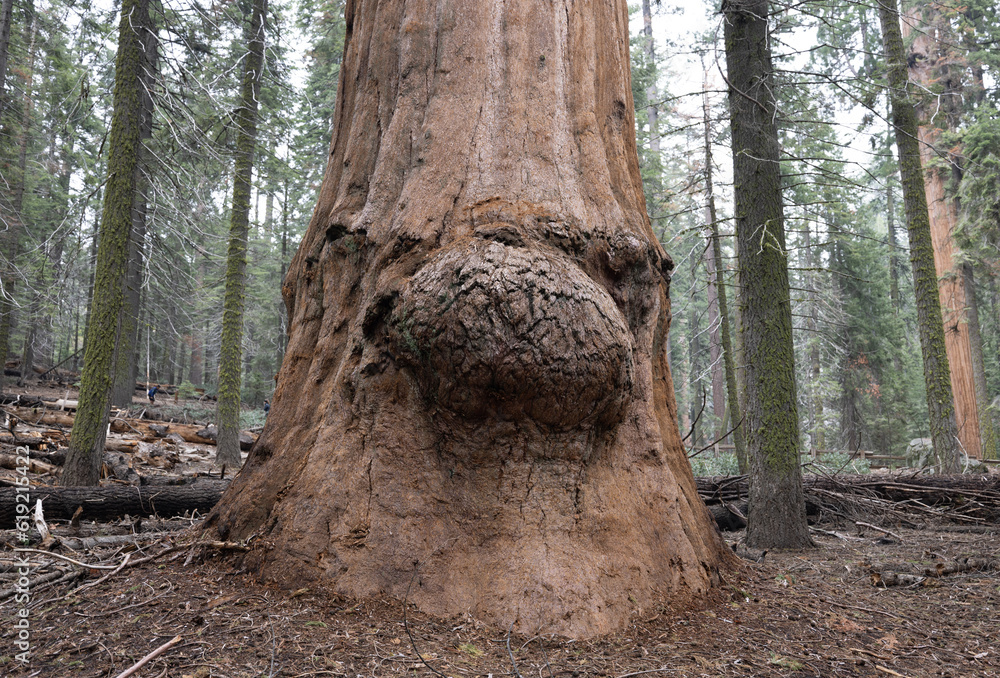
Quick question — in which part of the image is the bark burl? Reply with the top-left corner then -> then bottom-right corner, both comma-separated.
208,0 -> 730,638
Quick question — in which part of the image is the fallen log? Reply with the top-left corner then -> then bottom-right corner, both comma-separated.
4,408 -> 75,428
708,503 -> 748,532
697,473 -> 1000,526
192,425 -> 255,451
697,473 -> 1000,503
105,438 -> 139,454
0,395 -> 46,407
2,406 -> 257,449
0,481 -> 230,527
871,557 -> 1000,587
0,431 -> 49,449
0,453 -> 57,475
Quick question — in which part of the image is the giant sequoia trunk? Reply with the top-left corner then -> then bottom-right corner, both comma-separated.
208,0 -> 730,638
902,7 -> 991,460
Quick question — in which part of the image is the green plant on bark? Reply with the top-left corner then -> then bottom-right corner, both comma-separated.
216,0 -> 267,469
723,0 -> 811,549
876,0 -> 960,471
61,0 -> 152,486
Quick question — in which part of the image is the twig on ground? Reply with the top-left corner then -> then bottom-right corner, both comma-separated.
403,565 -> 449,678
506,622 -> 524,678
68,553 -> 132,596
77,582 -> 174,617
15,548 -> 122,570
856,521 -> 903,542
616,669 -> 678,678
112,634 -> 183,678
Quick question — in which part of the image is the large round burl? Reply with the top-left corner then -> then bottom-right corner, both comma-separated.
390,239 -> 634,429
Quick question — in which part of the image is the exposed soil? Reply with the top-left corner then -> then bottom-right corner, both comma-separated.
1,521 -> 998,677
3,382 -> 999,677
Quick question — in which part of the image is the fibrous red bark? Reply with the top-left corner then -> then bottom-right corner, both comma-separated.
208,0 -> 730,638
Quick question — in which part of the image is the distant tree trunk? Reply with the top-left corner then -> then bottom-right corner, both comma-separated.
208,0 -> 731,638
215,0 -> 267,469
61,0 -> 152,486
705,226 -> 724,430
886,122 -> 900,312
964,265 -> 996,459
0,267 -> 13,394
642,0 -> 659,156
0,0 -> 18,393
164,306 -> 177,385
278,172 -> 290,359
805,222 -> 824,451
3,2 -> 38,391
704,220 -> 724,426
0,0 -> 12,106
112,23 -> 157,407
902,4 -> 983,459
17,313 -> 35,386
702,85 -> 746,471
187,333 -> 203,385
688,253 -> 703,447
877,0 -> 960,471
724,0 -> 811,549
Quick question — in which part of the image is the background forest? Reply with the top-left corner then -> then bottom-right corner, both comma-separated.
0,0 -> 997,465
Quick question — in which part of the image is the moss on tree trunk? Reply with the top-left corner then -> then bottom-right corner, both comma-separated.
876,0 -> 960,471
723,0 -> 811,549
111,22 -> 157,408
215,0 -> 267,469
61,0 -> 151,486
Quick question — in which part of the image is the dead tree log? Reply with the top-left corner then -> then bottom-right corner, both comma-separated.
698,474 -> 1000,527
0,481 -> 229,527
2,406 -> 257,448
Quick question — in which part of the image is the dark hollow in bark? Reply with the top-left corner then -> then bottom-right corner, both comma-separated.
207,0 -> 732,639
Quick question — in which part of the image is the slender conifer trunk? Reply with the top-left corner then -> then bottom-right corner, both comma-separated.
964,265 -> 997,459
876,0 -> 960,471
901,4 -> 987,459
112,21 -> 157,407
216,0 -> 267,469
642,0 -> 659,156
723,0 -> 811,548
0,0 -> 12,105
62,0 -> 152,486
702,84 -> 746,470
0,0 -> 18,392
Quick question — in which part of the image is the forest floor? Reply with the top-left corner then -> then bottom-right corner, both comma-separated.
2,382 -> 1000,677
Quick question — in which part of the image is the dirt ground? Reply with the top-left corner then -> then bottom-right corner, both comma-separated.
0,521 -> 997,677
3,382 -> 1000,677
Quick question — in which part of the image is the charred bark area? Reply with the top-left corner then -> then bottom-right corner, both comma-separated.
208,0 -> 730,639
